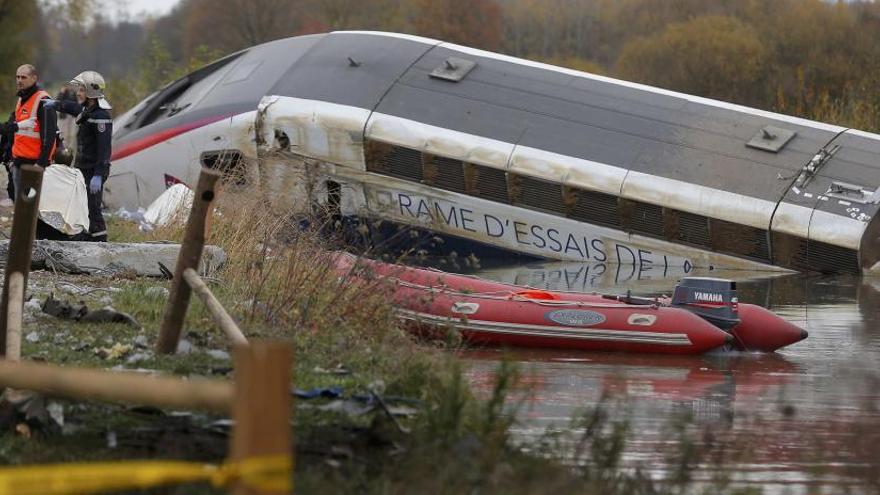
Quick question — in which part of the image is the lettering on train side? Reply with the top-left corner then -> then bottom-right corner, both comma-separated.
530,225 -> 547,248
591,239 -> 607,261
389,192 -> 695,268
416,198 -> 431,220
460,208 -> 477,232
433,202 -> 458,228
513,221 -> 530,245
616,244 -> 636,264
565,233 -> 584,257
485,214 -> 504,237
546,228 -> 563,252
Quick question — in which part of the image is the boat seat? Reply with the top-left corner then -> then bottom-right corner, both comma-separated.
510,289 -> 560,301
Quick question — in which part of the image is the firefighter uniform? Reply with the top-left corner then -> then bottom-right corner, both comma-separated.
51,72 -> 112,241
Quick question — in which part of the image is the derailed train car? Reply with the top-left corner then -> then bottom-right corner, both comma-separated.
108,31 -> 880,274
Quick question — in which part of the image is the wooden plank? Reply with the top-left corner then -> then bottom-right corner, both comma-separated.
157,168 -> 222,354
0,359 -> 232,412
183,268 -> 248,347
230,342 -> 292,494
0,165 -> 43,355
4,272 -> 24,362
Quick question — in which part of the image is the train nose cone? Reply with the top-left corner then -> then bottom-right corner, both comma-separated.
731,304 -> 808,352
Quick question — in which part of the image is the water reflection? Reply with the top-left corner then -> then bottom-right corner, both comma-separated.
465,349 -> 797,425
453,260 -> 880,491
470,260 -> 789,295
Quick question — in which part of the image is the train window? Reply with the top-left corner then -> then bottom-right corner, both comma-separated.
133,52 -> 245,129
116,92 -> 155,134
223,61 -> 263,85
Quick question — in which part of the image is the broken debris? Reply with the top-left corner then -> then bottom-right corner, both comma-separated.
144,183 -> 194,227
0,391 -> 65,434
41,294 -> 141,328
95,343 -> 134,360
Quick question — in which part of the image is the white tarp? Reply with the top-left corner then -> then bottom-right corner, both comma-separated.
143,183 -> 194,226
39,165 -> 89,235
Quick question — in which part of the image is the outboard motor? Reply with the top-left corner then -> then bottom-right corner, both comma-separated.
671,277 -> 740,330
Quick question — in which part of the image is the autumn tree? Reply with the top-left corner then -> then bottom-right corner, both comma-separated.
503,0 -> 599,59
616,15 -> 769,106
302,0 -> 405,32
409,0 -> 502,50
183,0 -> 304,56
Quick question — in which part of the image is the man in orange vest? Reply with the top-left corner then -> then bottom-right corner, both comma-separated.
0,64 -> 58,199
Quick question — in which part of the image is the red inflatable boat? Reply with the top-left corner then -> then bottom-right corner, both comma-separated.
333,254 -> 807,355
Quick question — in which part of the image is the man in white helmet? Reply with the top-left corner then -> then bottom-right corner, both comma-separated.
43,71 -> 112,241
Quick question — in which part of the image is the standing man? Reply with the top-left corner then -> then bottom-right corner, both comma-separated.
0,65 -> 58,198
44,71 -> 111,242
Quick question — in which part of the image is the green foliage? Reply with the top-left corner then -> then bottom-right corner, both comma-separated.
0,0 -> 39,114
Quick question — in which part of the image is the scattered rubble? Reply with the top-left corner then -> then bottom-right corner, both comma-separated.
41,294 -> 142,328
206,349 -> 231,361
176,339 -> 194,355
312,364 -> 352,376
0,391 -> 65,434
145,286 -> 170,298
295,386 -> 421,423
95,343 -> 134,360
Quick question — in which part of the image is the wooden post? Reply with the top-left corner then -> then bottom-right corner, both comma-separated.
0,359 -> 233,412
229,341 -> 292,495
183,268 -> 248,346
157,168 -> 222,354
0,165 -> 43,356
5,272 -> 24,362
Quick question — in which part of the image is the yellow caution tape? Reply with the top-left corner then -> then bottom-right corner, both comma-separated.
0,454 -> 291,495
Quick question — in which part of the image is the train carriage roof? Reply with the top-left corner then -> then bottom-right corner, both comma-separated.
118,31 -> 880,205
270,31 -> 880,203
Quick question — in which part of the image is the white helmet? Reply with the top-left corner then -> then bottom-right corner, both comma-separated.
71,70 -> 111,109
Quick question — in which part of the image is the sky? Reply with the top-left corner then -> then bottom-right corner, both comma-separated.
115,0 -> 180,20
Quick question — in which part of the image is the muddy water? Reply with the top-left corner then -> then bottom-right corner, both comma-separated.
457,262 -> 880,493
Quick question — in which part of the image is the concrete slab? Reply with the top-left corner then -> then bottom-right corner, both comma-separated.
0,241 -> 226,277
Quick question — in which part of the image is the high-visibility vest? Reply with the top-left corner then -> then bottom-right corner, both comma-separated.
13,89 -> 55,161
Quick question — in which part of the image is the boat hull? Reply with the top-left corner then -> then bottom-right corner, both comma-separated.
334,253 -> 807,354
336,254 -> 746,354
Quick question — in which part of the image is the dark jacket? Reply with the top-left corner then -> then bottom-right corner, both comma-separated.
54,88 -> 77,120
0,112 -> 13,163
57,100 -> 112,176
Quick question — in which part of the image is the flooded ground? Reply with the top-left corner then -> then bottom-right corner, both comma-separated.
455,261 -> 880,493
